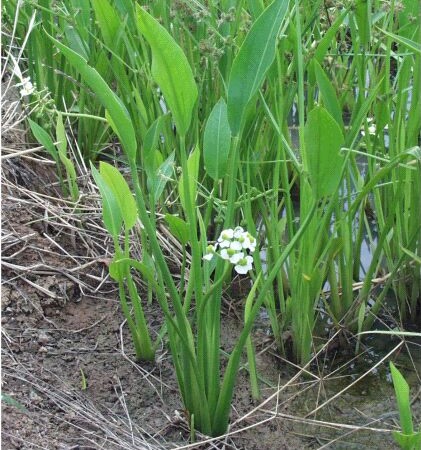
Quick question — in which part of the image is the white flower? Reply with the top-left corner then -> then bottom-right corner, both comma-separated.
218,228 -> 234,248
203,244 -> 216,261
19,79 -> 35,97
234,255 -> 253,274
367,124 -> 376,135
229,251 -> 244,264
220,245 -> 243,263
361,120 -> 376,137
233,226 -> 244,238
16,76 -> 35,97
230,240 -> 242,251
237,231 -> 256,252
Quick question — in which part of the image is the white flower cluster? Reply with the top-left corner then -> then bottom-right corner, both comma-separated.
204,226 -> 256,274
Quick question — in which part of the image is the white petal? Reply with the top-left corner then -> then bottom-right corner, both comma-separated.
203,253 -> 214,261
219,239 -> 230,248
219,228 -> 234,240
220,249 -> 230,260
234,264 -> 249,274
368,125 -> 376,135
229,252 -> 244,264
233,226 -> 244,238
230,240 -> 242,251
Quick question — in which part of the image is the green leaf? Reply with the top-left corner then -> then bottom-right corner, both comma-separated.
56,113 -> 79,201
144,114 -> 169,179
304,106 -> 345,200
401,247 -> 421,264
203,98 -> 231,180
136,5 -> 198,137
312,60 -> 344,130
390,362 -> 414,436
99,162 -> 137,230
165,214 -> 190,245
91,163 -> 122,237
91,0 -> 120,48
247,0 -> 265,19
393,431 -> 421,450
313,9 -> 349,63
178,146 -> 200,213
378,28 -> 421,55
46,31 -> 137,161
227,0 -> 289,136
28,119 -> 59,164
56,113 -> 67,157
150,151 -> 175,203
355,0 -> 370,47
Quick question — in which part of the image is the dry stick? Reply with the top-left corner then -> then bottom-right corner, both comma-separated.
316,415 -> 394,450
260,412 -> 392,434
306,341 -> 404,417
0,145 -> 47,159
232,329 -> 344,427
114,376 -> 136,447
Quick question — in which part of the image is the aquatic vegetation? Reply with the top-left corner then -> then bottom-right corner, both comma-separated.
4,0 -> 420,439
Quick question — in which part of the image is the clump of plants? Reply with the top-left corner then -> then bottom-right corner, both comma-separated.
5,0 -> 420,439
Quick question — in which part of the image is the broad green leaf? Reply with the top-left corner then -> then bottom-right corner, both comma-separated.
144,114 -> 169,180
227,0 -> 289,136
91,0 -> 120,48
312,60 -> 344,130
247,0 -> 264,19
28,119 -> 59,164
150,151 -> 175,203
91,163 -> 122,237
304,106 -> 345,200
136,5 -> 197,137
203,98 -> 231,180
164,214 -> 190,245
56,113 -> 67,157
46,32 -> 137,161
144,115 -> 168,155
109,255 -> 126,281
99,162 -> 137,230
390,362 -> 414,436
178,146 -> 200,213
64,25 -> 90,60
